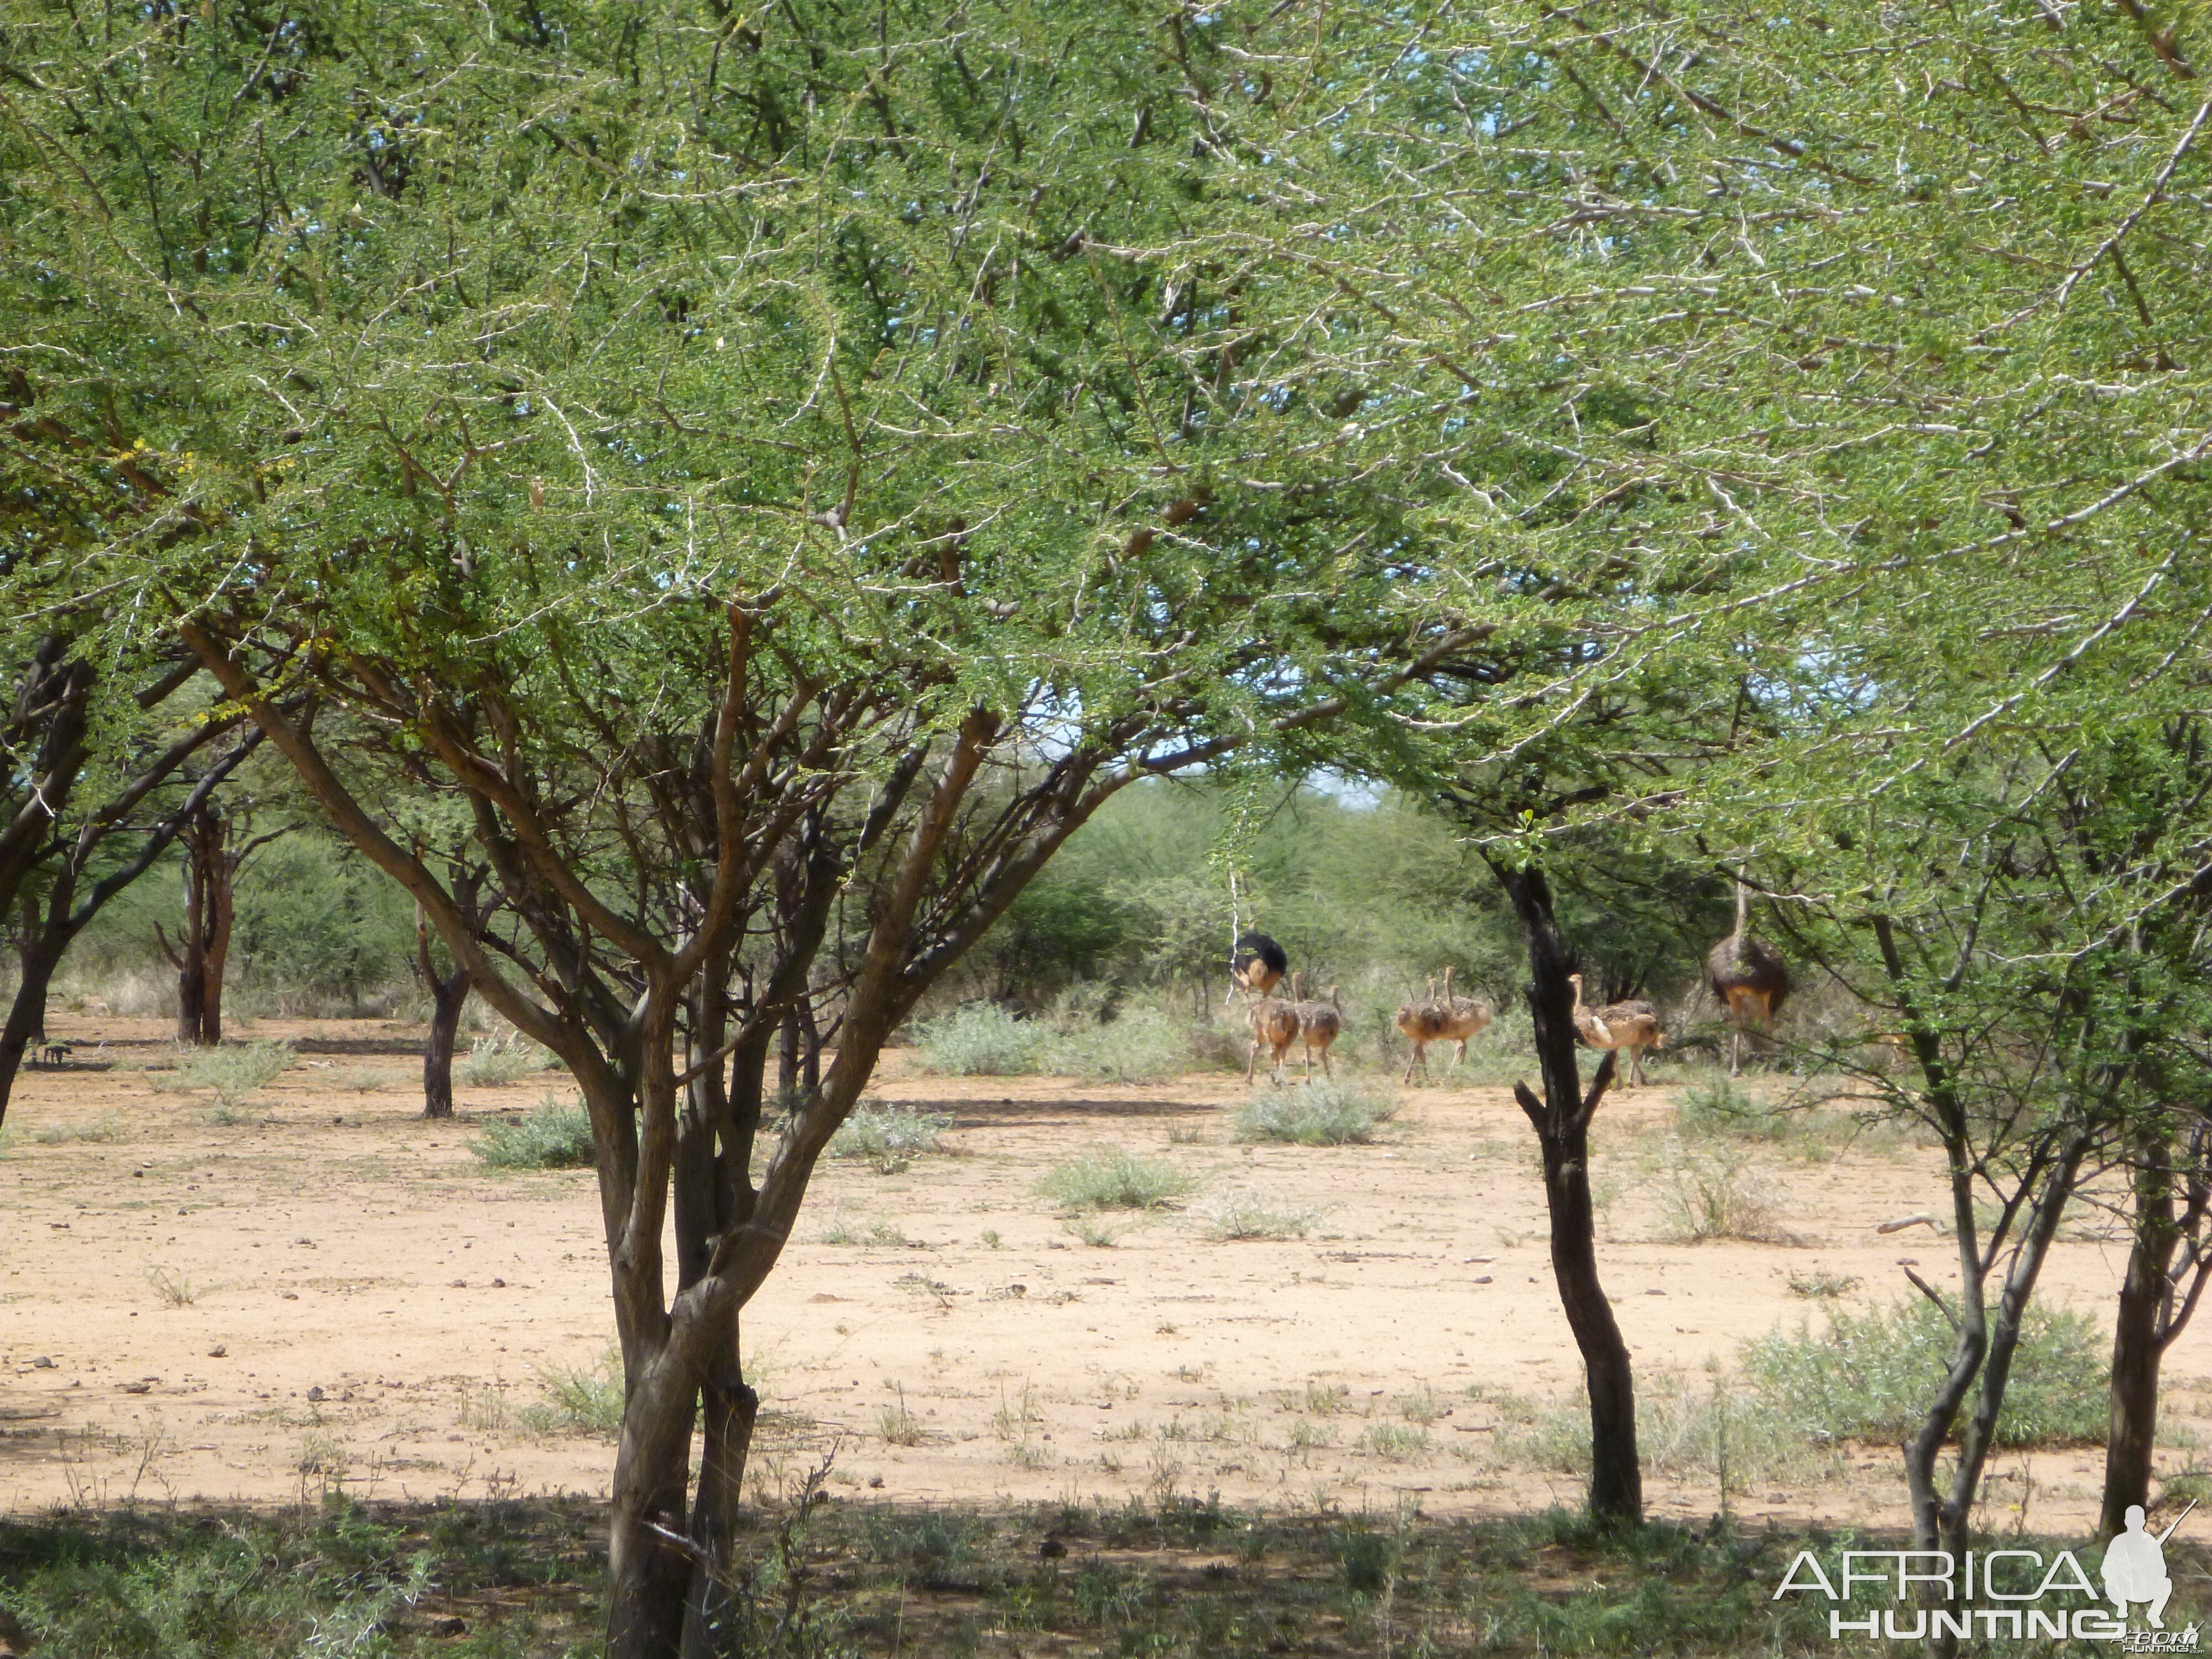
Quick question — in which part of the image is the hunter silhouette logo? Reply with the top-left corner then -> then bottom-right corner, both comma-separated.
2106,1503 -> 2187,1627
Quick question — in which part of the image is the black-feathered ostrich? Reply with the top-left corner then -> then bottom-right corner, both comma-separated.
1706,881 -> 1791,1076
1229,932 -> 1288,999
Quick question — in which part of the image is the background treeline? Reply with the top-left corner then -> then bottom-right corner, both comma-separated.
32,832 -> 415,1022
19,777 -> 1780,1068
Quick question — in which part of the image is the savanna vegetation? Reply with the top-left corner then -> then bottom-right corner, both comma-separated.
7,0 -> 2212,1653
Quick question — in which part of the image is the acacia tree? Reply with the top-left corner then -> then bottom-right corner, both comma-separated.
0,5 -> 1522,1651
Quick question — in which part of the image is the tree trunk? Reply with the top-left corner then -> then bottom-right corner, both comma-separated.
200,827 -> 233,1045
1904,1130 -> 2088,1659
676,965 -> 771,1656
2103,1121 -> 2179,1537
422,969 -> 468,1119
799,990 -> 821,1093
165,804 -> 237,1046
0,932 -> 64,1131
1496,862 -> 1642,1525
681,1357 -> 760,1658
171,848 -> 206,1046
607,1339 -> 707,1659
777,1005 -> 799,1099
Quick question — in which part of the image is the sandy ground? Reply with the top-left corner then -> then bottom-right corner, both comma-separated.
3,1014 -> 2203,1536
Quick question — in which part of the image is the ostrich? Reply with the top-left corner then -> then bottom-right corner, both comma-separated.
1436,964 -> 1491,1067
1394,975 -> 1449,1084
1287,973 -> 1344,1081
1229,931 -> 1288,999
1245,986 -> 1302,1086
1567,973 -> 1667,1088
1706,881 -> 1791,1077
1397,967 -> 1490,1084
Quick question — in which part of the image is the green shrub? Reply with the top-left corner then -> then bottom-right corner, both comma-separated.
1334,1528 -> 1395,1594
820,1213 -> 920,1248
1195,1186 -> 1324,1240
1676,1078 -> 1906,1161
1513,1367 -> 1834,1491
332,1067 -> 403,1093
1674,1079 -> 1767,1136
1743,1299 -> 2107,1447
519,1351 -> 625,1437
915,999 -> 1198,1082
912,1003 -> 1044,1075
1655,1139 -> 1791,1243
149,1040 -> 295,1105
1037,1146 -> 1193,1210
33,1111 -> 126,1145
1234,1079 -> 1398,1145
829,1105 -> 952,1173
469,1094 -> 595,1170
456,1038 -> 554,1088
1037,1009 -> 1191,1083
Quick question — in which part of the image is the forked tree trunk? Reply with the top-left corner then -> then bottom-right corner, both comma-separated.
1905,1131 -> 2086,1659
1495,863 -> 1641,1525
157,804 -> 244,1046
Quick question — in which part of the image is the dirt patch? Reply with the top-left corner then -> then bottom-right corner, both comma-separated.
0,1015 -> 2190,1532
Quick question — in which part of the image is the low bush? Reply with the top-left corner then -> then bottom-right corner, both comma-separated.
1675,1077 -> 1910,1161
456,1038 -> 555,1088
820,1213 -> 921,1248
519,1352 -> 625,1438
1514,1368 -> 1836,1493
469,1094 -> 595,1170
32,1112 -> 126,1145
1655,1139 -> 1792,1244
1037,1147 -> 1193,1211
149,1039 -> 295,1106
828,1105 -> 952,1173
915,998 -> 1199,1081
1194,1186 -> 1324,1241
333,1067 -> 403,1093
1038,1009 -> 1191,1083
1743,1298 -> 2107,1447
912,1004 -> 1045,1076
1234,1079 -> 1398,1146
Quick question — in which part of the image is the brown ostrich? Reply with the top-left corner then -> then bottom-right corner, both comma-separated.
1245,985 -> 1302,1085
1567,973 -> 1667,1088
1436,964 -> 1491,1067
1394,975 -> 1448,1084
1287,973 -> 1344,1081
1393,967 -> 1489,1084
1230,931 -> 1288,999
1706,882 -> 1791,1077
